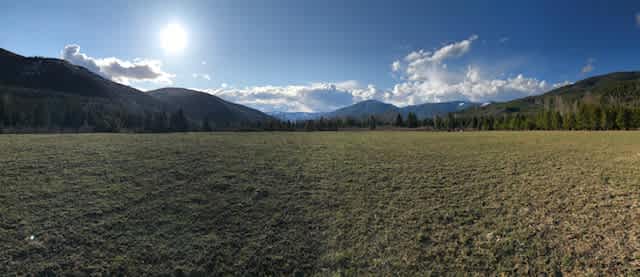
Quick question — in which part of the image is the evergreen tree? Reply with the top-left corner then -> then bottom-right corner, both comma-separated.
368,115 -> 377,130
471,116 -> 479,129
143,112 -> 153,131
202,116 -> 213,132
447,113 -> 456,130
616,108 -> 632,130
593,107 -> 602,130
170,109 -> 189,131
509,115 -> 519,130
434,115 -> 443,130
407,112 -> 418,128
422,118 -> 434,129
394,113 -> 404,127
600,108 -> 610,130
33,102 -> 50,128
304,120 -> 314,131
153,112 -> 169,132
632,109 -> 640,129
551,111 -> 562,130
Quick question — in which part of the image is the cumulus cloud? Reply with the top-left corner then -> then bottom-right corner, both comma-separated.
201,81 -> 384,113
430,34 -> 478,62
200,35 -> 569,112
192,73 -> 211,81
391,60 -> 401,72
581,58 -> 595,74
387,35 -> 567,105
61,44 -> 173,85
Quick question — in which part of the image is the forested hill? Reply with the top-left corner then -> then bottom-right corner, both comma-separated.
328,100 -> 398,119
0,48 -> 160,112
148,88 -> 273,126
452,71 -> 640,130
460,72 -> 640,117
0,48 -> 276,132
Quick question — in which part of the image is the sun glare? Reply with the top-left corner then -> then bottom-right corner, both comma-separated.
160,23 -> 187,54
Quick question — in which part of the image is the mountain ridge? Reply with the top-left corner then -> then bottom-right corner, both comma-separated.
270,100 -> 478,122
0,48 -> 274,130
456,71 -> 640,117
148,87 -> 273,125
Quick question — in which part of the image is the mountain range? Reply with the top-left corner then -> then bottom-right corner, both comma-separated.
3,47 -> 640,131
269,100 -> 478,121
0,48 -> 273,130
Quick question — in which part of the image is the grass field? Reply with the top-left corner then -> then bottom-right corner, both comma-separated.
2,131 -> 640,275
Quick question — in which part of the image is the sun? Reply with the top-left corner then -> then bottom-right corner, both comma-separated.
160,23 -> 187,54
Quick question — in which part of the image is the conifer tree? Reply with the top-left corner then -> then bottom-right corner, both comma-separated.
369,115 -> 377,130
407,112 -> 418,128
394,113 -> 404,127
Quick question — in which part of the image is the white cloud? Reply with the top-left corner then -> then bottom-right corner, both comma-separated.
391,60 -> 401,72
200,81 -> 384,113
201,60 -> 207,65
387,36 -> 568,105
431,34 -> 478,62
581,58 -> 595,74
61,44 -> 173,85
199,35 -> 570,112
192,73 -> 211,81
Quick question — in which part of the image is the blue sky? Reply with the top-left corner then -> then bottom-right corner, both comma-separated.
2,0 -> 640,112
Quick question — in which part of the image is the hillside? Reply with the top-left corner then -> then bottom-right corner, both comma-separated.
148,88 -> 273,125
0,48 -> 161,113
0,48 -> 274,131
328,100 -> 398,119
458,71 -> 640,117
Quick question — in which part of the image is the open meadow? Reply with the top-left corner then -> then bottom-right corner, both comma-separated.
2,131 -> 640,275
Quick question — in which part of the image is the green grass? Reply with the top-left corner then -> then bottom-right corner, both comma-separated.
2,131 -> 640,275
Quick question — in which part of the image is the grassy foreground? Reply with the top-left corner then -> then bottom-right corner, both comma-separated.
1,131 -> 640,275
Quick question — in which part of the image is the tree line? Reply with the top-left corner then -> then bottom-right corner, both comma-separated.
296,104 -> 640,131
4,91 -> 640,133
0,94 -> 291,133
449,104 -> 639,131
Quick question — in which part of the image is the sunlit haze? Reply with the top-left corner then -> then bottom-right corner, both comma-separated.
160,23 -> 187,54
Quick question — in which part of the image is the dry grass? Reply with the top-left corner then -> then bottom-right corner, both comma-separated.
1,131 -> 640,275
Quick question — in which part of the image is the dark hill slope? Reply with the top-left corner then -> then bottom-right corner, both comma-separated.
328,100 -> 399,119
0,48 -> 161,113
147,88 -> 273,124
0,48 -> 272,131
